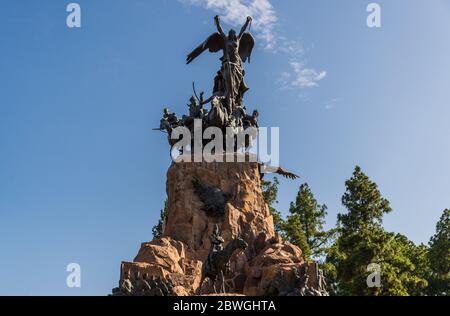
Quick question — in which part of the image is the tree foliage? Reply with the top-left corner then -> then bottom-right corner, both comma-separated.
326,166 -> 429,296
261,177 -> 285,234
284,183 -> 333,260
427,209 -> 450,296
152,200 -> 168,240
338,166 -> 392,233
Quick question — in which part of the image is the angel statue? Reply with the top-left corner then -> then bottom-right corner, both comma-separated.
186,15 -> 255,114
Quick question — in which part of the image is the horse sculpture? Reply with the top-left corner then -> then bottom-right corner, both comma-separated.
198,236 -> 248,294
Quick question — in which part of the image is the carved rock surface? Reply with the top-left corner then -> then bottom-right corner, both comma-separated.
243,235 -> 310,296
116,155 -> 320,296
163,154 -> 275,260
120,237 -> 202,295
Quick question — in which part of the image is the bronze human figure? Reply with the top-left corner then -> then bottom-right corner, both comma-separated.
111,270 -> 134,296
207,96 -> 228,129
199,229 -> 248,294
187,15 -> 254,114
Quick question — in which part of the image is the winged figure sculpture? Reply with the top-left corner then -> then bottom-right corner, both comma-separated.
186,15 -> 255,112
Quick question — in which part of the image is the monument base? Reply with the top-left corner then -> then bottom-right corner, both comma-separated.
115,155 -> 325,296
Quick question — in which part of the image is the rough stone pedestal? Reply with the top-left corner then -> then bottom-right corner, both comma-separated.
118,154 -> 318,296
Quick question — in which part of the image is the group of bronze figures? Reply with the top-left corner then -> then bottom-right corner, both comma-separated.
111,226 -> 329,296
111,271 -> 175,297
199,226 -> 329,296
265,265 -> 329,297
156,16 -> 259,148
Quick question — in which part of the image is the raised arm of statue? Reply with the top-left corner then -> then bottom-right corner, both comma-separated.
214,15 -> 226,37
239,16 -> 252,39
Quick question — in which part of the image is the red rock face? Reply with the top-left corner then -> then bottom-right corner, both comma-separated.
121,237 -> 202,296
117,156 -> 316,296
163,155 -> 275,260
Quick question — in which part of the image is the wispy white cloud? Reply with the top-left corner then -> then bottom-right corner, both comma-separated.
278,60 -> 327,89
179,0 -> 277,49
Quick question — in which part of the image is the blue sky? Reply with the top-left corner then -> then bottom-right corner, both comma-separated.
0,0 -> 449,295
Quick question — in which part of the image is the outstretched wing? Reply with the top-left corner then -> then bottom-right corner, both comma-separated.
260,164 -> 300,180
186,33 -> 225,65
275,167 -> 299,180
239,32 -> 255,63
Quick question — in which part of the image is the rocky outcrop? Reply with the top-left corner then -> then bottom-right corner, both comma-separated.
120,237 -> 202,296
115,155 -> 324,296
243,233 -> 317,296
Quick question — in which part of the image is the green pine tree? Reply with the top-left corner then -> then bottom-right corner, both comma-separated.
339,166 -> 392,233
284,183 -> 333,260
326,166 -> 429,296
